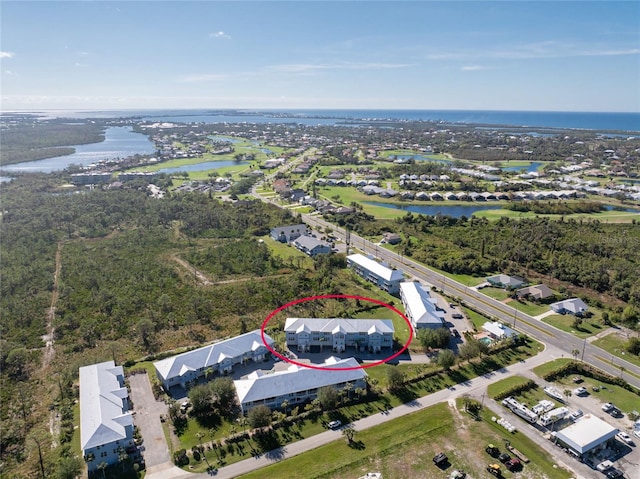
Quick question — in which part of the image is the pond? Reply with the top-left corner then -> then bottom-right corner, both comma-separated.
500,162 -> 544,173
157,160 -> 249,174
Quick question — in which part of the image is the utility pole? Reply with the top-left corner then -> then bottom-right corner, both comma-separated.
581,337 -> 586,361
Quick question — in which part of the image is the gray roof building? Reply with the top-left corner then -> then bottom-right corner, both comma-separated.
399,281 -> 445,331
234,356 -> 367,413
79,361 -> 134,471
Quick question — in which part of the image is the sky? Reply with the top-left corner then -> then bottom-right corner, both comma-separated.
1,1 -> 639,112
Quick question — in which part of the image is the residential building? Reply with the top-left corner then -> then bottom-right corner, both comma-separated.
234,356 -> 367,413
516,284 -> 554,301
292,235 -> 331,257
382,232 -> 402,245
270,224 -> 307,243
550,298 -> 589,316
486,274 -> 526,290
80,361 -> 135,472
284,318 -> 394,353
154,330 -> 275,390
399,281 -> 445,331
482,321 -> 518,341
347,253 -> 404,294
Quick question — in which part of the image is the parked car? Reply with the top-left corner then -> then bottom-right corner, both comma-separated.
451,329 -> 461,338
327,420 -> 342,429
605,467 -> 624,479
616,432 -> 635,446
569,409 -> 584,421
452,313 -> 464,319
505,458 -> 521,472
597,460 -> 614,472
572,376 -> 583,384
633,429 -> 640,439
498,452 -> 511,463
574,387 -> 588,396
485,444 -> 500,458
609,408 -> 623,418
602,403 -> 615,412
433,452 -> 448,467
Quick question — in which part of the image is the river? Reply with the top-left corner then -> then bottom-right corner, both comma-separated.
1,126 -> 155,173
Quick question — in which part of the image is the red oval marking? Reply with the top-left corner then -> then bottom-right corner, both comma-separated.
260,294 -> 413,371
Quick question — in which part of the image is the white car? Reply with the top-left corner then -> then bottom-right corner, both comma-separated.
633,429 -> 640,439
573,387 -> 587,396
569,409 -> 583,421
616,431 -> 635,446
327,420 -> 342,430
602,403 -> 615,412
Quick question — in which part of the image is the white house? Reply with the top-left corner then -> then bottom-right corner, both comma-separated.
482,321 -> 518,341
399,281 -> 446,331
553,414 -> 618,458
154,330 -> 275,390
80,361 -> 135,472
233,356 -> 367,413
347,253 -> 404,294
284,318 -> 394,353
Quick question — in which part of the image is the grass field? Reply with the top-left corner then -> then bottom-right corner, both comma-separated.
542,314 -> 606,338
474,207 -> 640,223
486,375 -> 535,399
591,333 -> 640,369
238,400 -> 573,479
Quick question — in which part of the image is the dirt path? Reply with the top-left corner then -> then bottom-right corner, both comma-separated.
42,241 -> 62,369
170,253 -> 290,286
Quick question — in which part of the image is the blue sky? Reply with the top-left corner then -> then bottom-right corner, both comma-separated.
1,1 -> 639,112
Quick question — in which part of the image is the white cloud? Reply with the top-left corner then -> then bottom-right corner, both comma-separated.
210,31 -> 231,40
460,65 -> 486,71
427,41 -> 640,61
0,51 -> 15,59
178,73 -> 228,83
266,61 -> 412,74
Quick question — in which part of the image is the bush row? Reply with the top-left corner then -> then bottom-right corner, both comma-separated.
492,379 -> 538,401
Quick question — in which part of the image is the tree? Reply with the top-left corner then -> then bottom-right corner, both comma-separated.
436,349 -> 456,371
280,400 -> 289,415
117,446 -> 129,473
317,386 -> 340,411
55,455 -> 82,479
458,340 -> 481,362
189,383 -> 214,418
136,317 -> 155,351
210,377 -> 237,415
571,348 -> 580,361
97,461 -> 108,479
342,424 -> 356,444
417,327 -> 450,351
247,405 -> 272,429
386,365 -> 405,391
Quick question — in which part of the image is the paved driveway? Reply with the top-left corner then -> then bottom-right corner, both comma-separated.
128,373 -> 172,468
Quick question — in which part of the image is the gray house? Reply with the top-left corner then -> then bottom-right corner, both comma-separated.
486,274 -> 526,290
270,224 -> 307,243
550,298 -> 589,316
292,235 -> 331,257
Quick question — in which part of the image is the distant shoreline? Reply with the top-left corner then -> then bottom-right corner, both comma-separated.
2,109 -> 639,133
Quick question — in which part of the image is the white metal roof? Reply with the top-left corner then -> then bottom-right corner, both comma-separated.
80,361 -> 133,451
154,330 -> 275,382
347,254 -> 404,282
284,318 -> 394,335
234,357 -> 366,405
555,414 -> 618,454
482,321 -> 517,338
400,281 -> 445,328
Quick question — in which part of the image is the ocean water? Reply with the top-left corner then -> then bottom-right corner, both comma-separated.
13,109 -> 640,132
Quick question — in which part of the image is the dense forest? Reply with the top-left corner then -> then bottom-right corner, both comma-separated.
0,175 -> 363,477
0,117 -> 107,165
335,211 -> 640,308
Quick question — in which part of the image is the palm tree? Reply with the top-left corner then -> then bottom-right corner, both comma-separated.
571,348 -> 580,361
97,461 -> 108,479
342,424 -> 356,444
281,400 -> 289,415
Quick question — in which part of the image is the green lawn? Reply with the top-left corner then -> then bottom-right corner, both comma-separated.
474,207 -> 640,223
486,375 -> 535,399
480,287 -> 511,301
542,314 -> 606,338
261,236 -> 314,269
591,333 -> 640,369
238,400 -> 572,479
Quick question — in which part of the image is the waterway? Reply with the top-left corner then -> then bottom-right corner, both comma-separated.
1,126 -> 155,173
366,201 -> 639,218
365,201 -> 503,218
500,162 -> 544,173
156,160 -> 249,174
